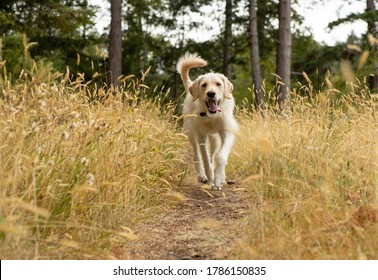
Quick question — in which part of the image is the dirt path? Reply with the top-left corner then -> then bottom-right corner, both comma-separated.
119,182 -> 250,260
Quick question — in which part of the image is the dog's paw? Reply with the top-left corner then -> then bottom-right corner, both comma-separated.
211,185 -> 222,191
197,175 -> 208,184
213,178 -> 225,190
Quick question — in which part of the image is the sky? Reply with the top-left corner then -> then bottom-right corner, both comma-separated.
294,0 -> 367,45
90,0 -> 368,46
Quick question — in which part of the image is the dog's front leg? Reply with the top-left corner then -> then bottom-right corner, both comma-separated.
192,140 -> 208,184
198,135 -> 214,187
214,131 -> 235,190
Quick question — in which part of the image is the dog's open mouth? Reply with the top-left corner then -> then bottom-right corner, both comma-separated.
206,99 -> 221,114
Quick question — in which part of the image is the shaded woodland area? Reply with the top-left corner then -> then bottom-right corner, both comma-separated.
1,0 -> 377,107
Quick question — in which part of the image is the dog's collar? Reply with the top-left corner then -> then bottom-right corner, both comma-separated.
199,112 -> 210,121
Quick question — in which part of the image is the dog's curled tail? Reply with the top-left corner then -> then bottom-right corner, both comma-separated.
176,52 -> 207,88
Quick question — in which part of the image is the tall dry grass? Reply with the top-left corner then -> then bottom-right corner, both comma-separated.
1,44 -> 377,259
229,85 -> 377,259
0,74 -> 187,259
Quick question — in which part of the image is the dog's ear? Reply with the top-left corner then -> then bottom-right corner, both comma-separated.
219,74 -> 234,99
189,77 -> 201,101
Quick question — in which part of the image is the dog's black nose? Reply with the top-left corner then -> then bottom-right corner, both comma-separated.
207,91 -> 215,98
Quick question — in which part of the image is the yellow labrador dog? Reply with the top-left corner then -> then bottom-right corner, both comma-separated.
177,53 -> 238,190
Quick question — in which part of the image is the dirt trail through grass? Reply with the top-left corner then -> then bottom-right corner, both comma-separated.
120,182 -> 250,260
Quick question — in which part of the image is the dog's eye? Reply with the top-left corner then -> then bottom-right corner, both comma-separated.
216,82 -> 221,87
201,83 -> 207,87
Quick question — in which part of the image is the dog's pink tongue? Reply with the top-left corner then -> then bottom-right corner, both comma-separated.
208,99 -> 221,113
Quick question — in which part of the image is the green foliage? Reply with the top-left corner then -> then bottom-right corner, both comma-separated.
1,0 -> 376,105
0,0 -> 96,37
328,10 -> 378,30
1,0 -> 102,83
2,34 -> 24,77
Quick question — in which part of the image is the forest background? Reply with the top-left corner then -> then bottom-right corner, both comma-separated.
1,0 -> 377,106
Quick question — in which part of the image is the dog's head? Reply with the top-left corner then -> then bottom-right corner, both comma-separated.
189,73 -> 234,114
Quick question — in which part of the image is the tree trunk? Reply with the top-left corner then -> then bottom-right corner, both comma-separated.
223,0 -> 232,78
0,38 -> 2,62
173,19 -> 186,114
136,3 -> 148,71
109,0 -> 123,88
276,0 -> 292,109
367,0 -> 377,36
248,0 -> 264,109
257,0 -> 268,60
367,0 -> 378,94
